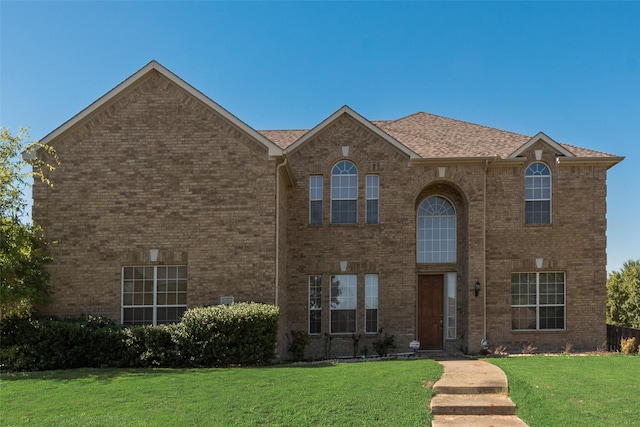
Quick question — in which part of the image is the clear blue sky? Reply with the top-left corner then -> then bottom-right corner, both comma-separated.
1,1 -> 638,273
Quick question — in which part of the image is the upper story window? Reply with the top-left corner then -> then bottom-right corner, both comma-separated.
525,162 -> 551,224
309,176 -> 323,225
366,175 -> 379,224
331,161 -> 358,224
417,196 -> 456,263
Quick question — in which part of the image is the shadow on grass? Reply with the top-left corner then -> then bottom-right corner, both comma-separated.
1,357 -> 434,381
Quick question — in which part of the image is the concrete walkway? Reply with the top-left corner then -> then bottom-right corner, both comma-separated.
430,359 -> 528,427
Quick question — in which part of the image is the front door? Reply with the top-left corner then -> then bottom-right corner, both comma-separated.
418,275 -> 444,350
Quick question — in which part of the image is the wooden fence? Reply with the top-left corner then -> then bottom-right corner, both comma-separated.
607,324 -> 640,351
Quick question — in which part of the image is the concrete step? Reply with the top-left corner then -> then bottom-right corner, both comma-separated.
433,360 -> 508,395
430,394 -> 517,416
432,415 -> 529,427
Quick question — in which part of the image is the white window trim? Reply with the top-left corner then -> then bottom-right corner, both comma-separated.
444,272 -> 457,340
330,274 -> 357,334
365,274 -> 379,334
524,162 -> 552,225
309,275 -> 322,335
511,271 -> 566,331
416,195 -> 457,263
121,265 -> 187,325
330,161 -> 358,224
366,175 -> 380,224
309,175 -> 323,225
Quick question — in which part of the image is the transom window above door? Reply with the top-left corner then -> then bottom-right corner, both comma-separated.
417,196 -> 456,263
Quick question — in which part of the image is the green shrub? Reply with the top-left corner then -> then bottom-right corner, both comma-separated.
179,303 -> 279,366
0,303 -> 279,371
286,330 -> 309,361
373,328 -> 396,357
0,315 -> 125,371
122,324 -> 184,368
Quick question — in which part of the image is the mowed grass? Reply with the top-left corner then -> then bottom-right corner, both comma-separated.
0,359 -> 442,427
489,355 -> 640,427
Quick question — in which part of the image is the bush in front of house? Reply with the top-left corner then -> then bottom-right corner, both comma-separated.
0,303 -> 280,371
0,315 -> 126,371
178,303 -> 280,367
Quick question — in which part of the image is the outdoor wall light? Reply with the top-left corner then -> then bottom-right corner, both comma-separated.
474,280 -> 481,297
149,248 -> 159,262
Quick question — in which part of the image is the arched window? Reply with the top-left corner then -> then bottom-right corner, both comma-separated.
525,162 -> 551,224
417,196 -> 456,263
331,161 -> 358,224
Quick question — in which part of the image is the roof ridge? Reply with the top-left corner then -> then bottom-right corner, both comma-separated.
407,111 -> 532,139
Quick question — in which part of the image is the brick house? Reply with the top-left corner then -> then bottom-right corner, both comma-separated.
33,61 -> 623,357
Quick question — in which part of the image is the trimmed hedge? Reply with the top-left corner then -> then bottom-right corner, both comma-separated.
0,303 -> 279,371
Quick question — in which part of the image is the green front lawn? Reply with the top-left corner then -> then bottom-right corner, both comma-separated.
489,355 -> 640,427
0,359 -> 442,427
3,355 -> 639,427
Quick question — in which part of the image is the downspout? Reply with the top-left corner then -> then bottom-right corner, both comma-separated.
274,156 -> 288,307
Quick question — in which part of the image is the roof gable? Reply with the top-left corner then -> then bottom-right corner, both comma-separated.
284,106 -> 419,159
40,61 -> 283,157
508,132 -> 574,158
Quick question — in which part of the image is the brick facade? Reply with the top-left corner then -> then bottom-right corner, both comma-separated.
33,61 -> 621,358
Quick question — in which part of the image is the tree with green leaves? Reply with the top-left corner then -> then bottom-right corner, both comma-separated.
1,126 -> 59,318
606,260 -> 640,329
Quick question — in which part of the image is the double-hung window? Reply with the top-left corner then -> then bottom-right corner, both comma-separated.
366,175 -> 379,224
309,176 -> 323,225
330,274 -> 357,333
511,272 -> 565,330
525,162 -> 552,224
309,275 -> 322,334
122,266 -> 187,325
365,274 -> 378,333
331,161 -> 358,224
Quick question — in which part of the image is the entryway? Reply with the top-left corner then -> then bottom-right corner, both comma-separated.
418,275 -> 444,350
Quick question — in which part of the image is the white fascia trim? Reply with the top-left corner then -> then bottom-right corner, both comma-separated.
285,105 -> 419,159
508,131 -> 574,158
39,60 -> 283,157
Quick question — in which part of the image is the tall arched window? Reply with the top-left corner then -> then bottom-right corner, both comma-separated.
525,162 -> 551,224
417,196 -> 456,263
331,161 -> 358,224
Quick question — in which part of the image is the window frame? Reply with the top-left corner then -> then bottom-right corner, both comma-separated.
511,272 -> 566,331
365,175 -> 379,224
445,272 -> 457,340
524,162 -> 552,225
330,274 -> 357,334
331,161 -> 358,224
121,265 -> 187,326
365,274 -> 379,334
309,275 -> 322,335
309,175 -> 323,225
416,195 -> 457,263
